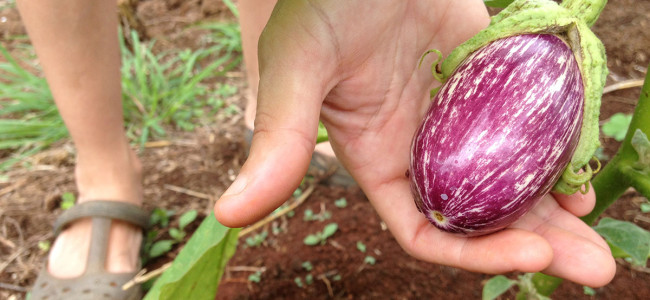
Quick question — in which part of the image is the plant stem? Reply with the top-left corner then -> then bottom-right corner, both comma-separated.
534,66 -> 650,297
560,0 -> 608,27
584,67 -> 650,224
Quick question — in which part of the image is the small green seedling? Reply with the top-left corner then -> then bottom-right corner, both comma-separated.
248,270 -> 262,283
144,209 -> 198,260
294,277 -> 304,288
272,222 -> 283,235
304,223 -> 338,246
169,210 -> 198,242
305,274 -> 314,285
301,261 -> 313,271
364,256 -> 376,265
149,208 -> 175,228
641,201 -> 650,213
583,286 -> 596,296
293,187 -> 303,198
332,274 -> 341,281
245,231 -> 268,248
356,241 -> 367,253
334,198 -> 348,208
38,240 -> 51,252
60,192 -> 76,210
303,208 -> 332,222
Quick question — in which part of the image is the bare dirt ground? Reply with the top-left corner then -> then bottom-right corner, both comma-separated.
1,0 -> 649,299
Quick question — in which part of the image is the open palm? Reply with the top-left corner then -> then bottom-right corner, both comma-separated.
215,0 -> 615,287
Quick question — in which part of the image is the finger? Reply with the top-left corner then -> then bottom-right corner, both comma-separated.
512,195 -> 616,287
215,19 -> 338,228
527,193 -> 609,250
551,181 -> 596,217
366,176 -> 554,274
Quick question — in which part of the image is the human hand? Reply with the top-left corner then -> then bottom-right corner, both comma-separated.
214,0 -> 615,287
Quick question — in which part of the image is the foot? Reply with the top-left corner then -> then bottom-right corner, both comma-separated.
47,145 -> 144,278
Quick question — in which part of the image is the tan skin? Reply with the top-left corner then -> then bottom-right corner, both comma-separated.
215,0 -> 616,287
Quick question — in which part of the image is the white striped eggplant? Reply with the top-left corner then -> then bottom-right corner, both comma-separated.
409,0 -> 608,236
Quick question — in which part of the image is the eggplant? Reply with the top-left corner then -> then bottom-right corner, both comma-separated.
409,34 -> 584,236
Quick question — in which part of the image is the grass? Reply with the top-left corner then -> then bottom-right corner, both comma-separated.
0,18 -> 242,170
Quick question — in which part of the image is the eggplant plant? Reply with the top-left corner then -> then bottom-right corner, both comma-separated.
410,0 -> 607,235
409,0 -> 650,298
488,61 -> 650,300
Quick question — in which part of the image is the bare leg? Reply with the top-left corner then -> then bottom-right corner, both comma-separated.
16,0 -> 142,277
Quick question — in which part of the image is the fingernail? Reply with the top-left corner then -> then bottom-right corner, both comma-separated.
222,175 -> 247,197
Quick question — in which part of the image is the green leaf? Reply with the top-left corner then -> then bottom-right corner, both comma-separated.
607,241 -> 632,259
583,286 -> 596,296
303,209 -> 314,221
316,121 -> 329,143
483,0 -> 515,8
144,213 -> 240,300
593,218 -> 650,266
38,240 -> 51,252
293,188 -> 303,198
149,240 -> 175,258
178,210 -> 198,231
301,261 -> 313,271
150,208 -> 174,227
322,223 -> 338,238
601,113 -> 633,142
482,275 -> 516,300
305,274 -> 314,285
169,228 -> 186,242
356,241 -> 367,253
641,202 -> 650,213
334,198 -> 348,208
60,192 -> 76,210
631,129 -> 650,168
363,255 -> 376,265
303,234 -> 321,246
294,277 -> 304,288
248,271 -> 261,283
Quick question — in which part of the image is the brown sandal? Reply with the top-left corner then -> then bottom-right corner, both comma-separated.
30,200 -> 149,300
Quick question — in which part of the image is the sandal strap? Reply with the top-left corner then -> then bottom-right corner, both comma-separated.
53,200 -> 149,235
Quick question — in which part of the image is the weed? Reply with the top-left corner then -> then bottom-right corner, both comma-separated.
294,277 -> 304,288
248,270 -> 262,283
303,208 -> 332,222
303,223 -> 338,246
142,209 -> 198,262
293,187 -> 303,198
60,192 -> 75,210
641,201 -> 650,213
364,256 -> 376,265
37,240 -> 50,252
301,261 -> 313,271
245,231 -> 268,248
334,197 -> 348,208
356,241 -> 367,253
0,22 -> 242,170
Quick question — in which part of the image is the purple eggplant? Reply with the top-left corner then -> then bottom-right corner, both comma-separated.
409,34 -> 584,236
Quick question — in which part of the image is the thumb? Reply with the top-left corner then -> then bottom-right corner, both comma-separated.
214,56 -> 336,228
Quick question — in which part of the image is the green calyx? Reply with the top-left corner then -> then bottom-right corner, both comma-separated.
431,0 -> 608,194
